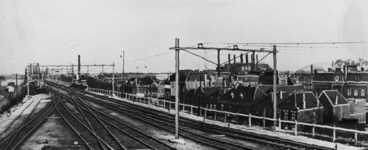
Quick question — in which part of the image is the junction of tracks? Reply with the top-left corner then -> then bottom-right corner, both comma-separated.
0,81 -> 356,150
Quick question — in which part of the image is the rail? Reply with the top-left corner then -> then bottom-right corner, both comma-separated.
87,87 -> 368,145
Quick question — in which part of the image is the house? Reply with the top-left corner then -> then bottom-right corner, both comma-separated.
318,90 -> 350,122
218,86 -> 267,113
277,91 -> 323,130
313,65 -> 367,123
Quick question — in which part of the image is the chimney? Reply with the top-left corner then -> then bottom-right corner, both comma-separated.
335,96 -> 338,105
251,53 -> 254,71
317,99 -> 320,107
311,65 -> 314,74
233,55 -> 236,65
228,54 -> 231,72
78,55 -> 81,81
344,65 -> 348,81
245,53 -> 249,70
280,91 -> 283,99
240,54 -> 243,64
303,93 -> 306,109
256,54 -> 258,70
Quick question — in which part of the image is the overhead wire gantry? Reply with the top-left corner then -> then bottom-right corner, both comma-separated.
169,38 -> 279,140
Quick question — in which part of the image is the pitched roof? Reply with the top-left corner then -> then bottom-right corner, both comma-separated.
254,92 -> 290,108
259,85 -> 305,95
0,89 -> 10,99
319,90 -> 349,106
218,86 -> 267,106
278,91 -> 321,110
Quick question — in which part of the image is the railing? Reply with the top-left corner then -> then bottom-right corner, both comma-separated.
87,87 -> 368,145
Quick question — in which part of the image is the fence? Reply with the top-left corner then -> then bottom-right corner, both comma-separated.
87,87 -> 368,145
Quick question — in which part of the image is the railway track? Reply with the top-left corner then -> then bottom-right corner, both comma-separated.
52,86 -> 176,150
0,96 -> 56,150
46,81 -> 335,150
48,83 -> 259,149
78,90 -> 335,150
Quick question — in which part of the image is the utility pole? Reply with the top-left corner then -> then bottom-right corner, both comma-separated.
27,64 -> 30,96
37,63 -> 40,86
273,45 -> 277,126
112,62 -> 115,96
16,74 -> 18,105
121,51 -> 125,94
174,38 -> 180,139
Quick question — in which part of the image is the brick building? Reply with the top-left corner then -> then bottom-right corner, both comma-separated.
313,65 -> 367,123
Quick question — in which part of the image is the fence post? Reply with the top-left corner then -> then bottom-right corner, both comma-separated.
169,102 -> 171,110
355,131 -> 358,145
224,112 -> 227,123
294,120 -> 298,136
278,118 -> 281,130
183,104 -> 185,112
248,113 -> 252,127
221,104 -> 224,111
312,124 -> 315,137
191,106 -> 193,115
204,108 -> 207,122
236,114 -> 238,124
333,126 -> 336,142
263,116 -> 265,128
163,101 -> 166,108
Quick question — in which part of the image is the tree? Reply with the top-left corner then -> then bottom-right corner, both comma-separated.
0,76 -> 6,87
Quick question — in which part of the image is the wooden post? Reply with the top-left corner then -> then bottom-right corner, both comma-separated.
236,114 -> 239,124
191,106 -> 193,115
224,112 -> 227,123
263,108 -> 266,128
333,126 -> 336,142
214,104 -> 217,120
248,113 -> 252,127
278,118 -> 281,130
204,108 -> 207,122
294,120 -> 298,136
355,131 -> 358,145
221,104 -> 224,111
312,124 -> 315,137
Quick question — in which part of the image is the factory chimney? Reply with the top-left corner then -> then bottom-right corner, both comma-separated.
228,54 -> 231,72
78,55 -> 81,81
245,53 -> 249,71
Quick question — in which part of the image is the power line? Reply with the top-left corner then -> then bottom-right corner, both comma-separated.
126,51 -> 174,63
203,41 -> 368,45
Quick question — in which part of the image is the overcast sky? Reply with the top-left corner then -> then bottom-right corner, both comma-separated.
0,0 -> 367,75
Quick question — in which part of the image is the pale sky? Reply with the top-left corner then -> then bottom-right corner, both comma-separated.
0,0 -> 367,75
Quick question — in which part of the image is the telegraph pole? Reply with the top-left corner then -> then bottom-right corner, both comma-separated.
112,62 -> 115,96
27,64 -> 30,96
123,51 -> 125,94
16,74 -> 18,105
174,38 -> 180,139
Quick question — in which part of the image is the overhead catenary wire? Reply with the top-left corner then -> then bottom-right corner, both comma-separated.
202,41 -> 368,45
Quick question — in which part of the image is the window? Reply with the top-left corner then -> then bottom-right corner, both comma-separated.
355,76 -> 360,81
347,88 -> 351,96
354,89 -> 358,97
277,109 -> 281,118
291,111 -> 296,121
283,110 -> 288,120
361,89 -> 365,97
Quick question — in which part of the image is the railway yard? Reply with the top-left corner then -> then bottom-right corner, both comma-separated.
0,80 -> 363,150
